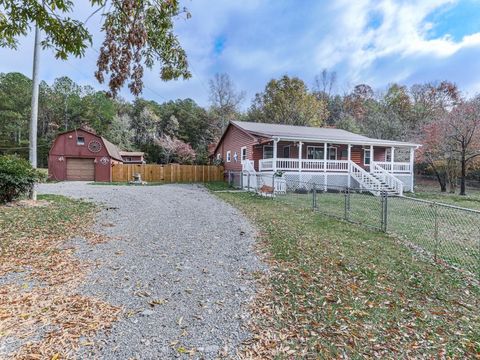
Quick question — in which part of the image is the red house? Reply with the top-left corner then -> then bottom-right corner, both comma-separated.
214,121 -> 421,194
48,128 -> 144,182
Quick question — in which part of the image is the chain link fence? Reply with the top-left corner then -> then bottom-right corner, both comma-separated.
225,171 -> 480,278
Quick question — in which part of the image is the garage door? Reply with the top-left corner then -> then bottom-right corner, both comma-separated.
66,158 -> 95,181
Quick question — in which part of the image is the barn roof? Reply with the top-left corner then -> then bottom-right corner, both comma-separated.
101,138 -> 123,162
230,121 -> 420,147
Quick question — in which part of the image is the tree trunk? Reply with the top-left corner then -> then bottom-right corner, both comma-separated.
433,168 -> 447,192
460,152 -> 466,196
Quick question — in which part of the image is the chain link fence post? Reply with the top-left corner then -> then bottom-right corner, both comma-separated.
272,174 -> 275,198
247,172 -> 250,192
380,191 -> 388,232
312,183 -> 317,210
433,202 -> 439,262
344,187 -> 349,221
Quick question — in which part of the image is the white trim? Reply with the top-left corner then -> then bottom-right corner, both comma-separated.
263,145 -> 273,159
306,145 -> 324,159
226,150 -> 231,162
327,146 -> 337,160
298,141 -> 303,173
240,146 -> 247,162
364,148 -> 371,165
272,139 -> 278,172
267,136 -> 420,148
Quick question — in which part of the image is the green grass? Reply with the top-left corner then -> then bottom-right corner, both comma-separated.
274,190 -> 480,276
202,181 -> 236,192
408,184 -> 480,211
0,195 -> 96,254
214,191 -> 480,358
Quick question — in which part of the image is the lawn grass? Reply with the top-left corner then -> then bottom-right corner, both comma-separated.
0,195 -> 119,358
408,184 -> 480,211
274,190 -> 480,276
0,195 -> 95,255
214,191 -> 480,358
203,181 -> 236,192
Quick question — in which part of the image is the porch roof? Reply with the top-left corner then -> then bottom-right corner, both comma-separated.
232,121 -> 420,148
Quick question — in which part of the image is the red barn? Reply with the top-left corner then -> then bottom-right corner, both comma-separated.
48,128 -> 127,182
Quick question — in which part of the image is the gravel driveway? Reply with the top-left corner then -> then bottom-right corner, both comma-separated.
38,182 -> 262,359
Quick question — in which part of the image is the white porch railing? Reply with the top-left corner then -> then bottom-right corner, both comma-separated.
372,163 -> 404,195
373,161 -> 411,173
259,158 -> 349,172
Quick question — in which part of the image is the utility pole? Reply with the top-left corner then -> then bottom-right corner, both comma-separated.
29,21 -> 41,200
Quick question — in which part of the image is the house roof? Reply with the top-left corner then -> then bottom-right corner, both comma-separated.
231,121 -> 420,147
119,151 -> 144,157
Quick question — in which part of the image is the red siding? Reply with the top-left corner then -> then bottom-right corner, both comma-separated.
216,124 -> 257,171
48,129 -> 114,182
216,125 -> 389,172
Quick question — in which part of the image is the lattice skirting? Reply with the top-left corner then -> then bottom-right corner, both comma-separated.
265,171 -> 413,192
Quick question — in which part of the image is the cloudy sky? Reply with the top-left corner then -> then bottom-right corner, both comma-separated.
2,0 -> 480,108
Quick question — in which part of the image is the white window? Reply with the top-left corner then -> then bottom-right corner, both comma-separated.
385,148 -> 392,162
216,153 -> 221,160
263,145 -> 273,159
226,151 -> 231,162
327,147 -> 337,160
240,146 -> 247,162
283,146 -> 290,158
77,136 -> 85,145
364,149 -> 371,165
307,146 -> 324,159
233,152 -> 238,162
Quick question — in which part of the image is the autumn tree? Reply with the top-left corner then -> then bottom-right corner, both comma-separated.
442,100 -> 480,195
155,134 -> 195,164
416,121 -> 449,192
248,75 -> 327,126
0,0 -> 191,97
208,73 -> 245,136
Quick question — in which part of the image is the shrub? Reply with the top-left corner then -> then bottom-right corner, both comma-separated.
0,155 -> 44,203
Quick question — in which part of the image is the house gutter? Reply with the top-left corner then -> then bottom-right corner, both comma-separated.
266,135 -> 421,148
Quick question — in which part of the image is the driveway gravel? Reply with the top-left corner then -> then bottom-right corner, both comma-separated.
37,182 -> 262,359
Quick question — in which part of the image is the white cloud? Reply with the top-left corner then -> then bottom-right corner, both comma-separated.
2,0 -> 480,106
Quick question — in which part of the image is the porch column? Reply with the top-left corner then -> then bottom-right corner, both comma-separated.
409,147 -> 415,193
347,144 -> 352,187
273,139 -> 278,172
370,145 -> 374,172
324,142 -> 328,190
298,141 -> 303,173
390,146 -> 395,173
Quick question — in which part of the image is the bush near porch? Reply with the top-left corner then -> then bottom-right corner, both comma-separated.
214,191 -> 480,358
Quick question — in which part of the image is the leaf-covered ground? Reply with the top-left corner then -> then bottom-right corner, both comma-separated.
214,192 -> 480,359
0,195 -> 120,359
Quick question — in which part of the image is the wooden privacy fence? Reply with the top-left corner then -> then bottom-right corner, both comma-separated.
111,164 -> 224,183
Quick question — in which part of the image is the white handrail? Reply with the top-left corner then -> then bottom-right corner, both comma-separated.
372,163 -> 404,195
374,161 -> 411,173
259,158 -> 349,172
349,161 -> 383,191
